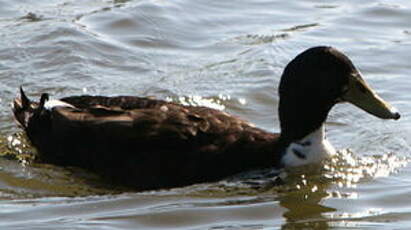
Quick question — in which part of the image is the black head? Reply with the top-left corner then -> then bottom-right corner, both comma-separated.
278,46 -> 399,143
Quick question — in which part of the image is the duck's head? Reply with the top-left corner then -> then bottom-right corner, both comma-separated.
278,46 -> 400,143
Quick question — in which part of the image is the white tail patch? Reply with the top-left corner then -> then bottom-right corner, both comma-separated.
44,99 -> 75,110
281,126 -> 336,167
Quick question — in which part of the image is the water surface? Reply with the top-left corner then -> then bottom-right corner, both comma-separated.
1,0 -> 411,229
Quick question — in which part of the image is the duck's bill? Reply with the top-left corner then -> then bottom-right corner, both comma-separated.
342,73 -> 400,120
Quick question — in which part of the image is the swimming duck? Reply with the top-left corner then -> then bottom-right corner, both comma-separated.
12,46 -> 400,190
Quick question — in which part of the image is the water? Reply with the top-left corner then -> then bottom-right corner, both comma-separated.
1,0 -> 411,229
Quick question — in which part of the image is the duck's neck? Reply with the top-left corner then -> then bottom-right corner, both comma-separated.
280,125 -> 336,167
277,98 -> 336,167
278,96 -> 333,144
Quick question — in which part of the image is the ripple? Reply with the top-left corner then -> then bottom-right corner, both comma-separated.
1,0 -> 411,228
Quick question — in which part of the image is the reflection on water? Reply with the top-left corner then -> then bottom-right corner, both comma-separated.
278,150 -> 409,229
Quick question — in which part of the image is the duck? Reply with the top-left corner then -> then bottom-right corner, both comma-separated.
12,46 -> 400,190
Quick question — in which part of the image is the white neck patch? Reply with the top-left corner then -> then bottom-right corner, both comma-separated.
281,126 -> 336,167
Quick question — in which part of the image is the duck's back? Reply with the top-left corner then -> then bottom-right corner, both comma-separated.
22,95 -> 280,190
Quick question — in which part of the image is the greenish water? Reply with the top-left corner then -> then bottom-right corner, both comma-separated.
1,0 -> 411,229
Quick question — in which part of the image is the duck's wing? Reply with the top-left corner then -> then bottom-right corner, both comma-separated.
51,101 -> 213,145
50,98 -> 278,155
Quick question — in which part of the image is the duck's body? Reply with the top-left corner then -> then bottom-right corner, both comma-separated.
30,95 -> 281,189
12,47 -> 400,190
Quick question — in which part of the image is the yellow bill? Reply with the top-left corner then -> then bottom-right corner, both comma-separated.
342,73 -> 400,120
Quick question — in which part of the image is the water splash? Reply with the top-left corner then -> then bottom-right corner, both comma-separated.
0,133 -> 35,164
323,149 -> 409,188
179,149 -> 409,197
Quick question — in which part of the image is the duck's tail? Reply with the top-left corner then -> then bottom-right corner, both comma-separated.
12,87 -> 49,130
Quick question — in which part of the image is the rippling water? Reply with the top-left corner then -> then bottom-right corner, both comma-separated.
1,0 -> 411,229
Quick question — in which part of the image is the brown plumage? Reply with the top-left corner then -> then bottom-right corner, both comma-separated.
12,46 -> 400,190
14,94 -> 280,190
